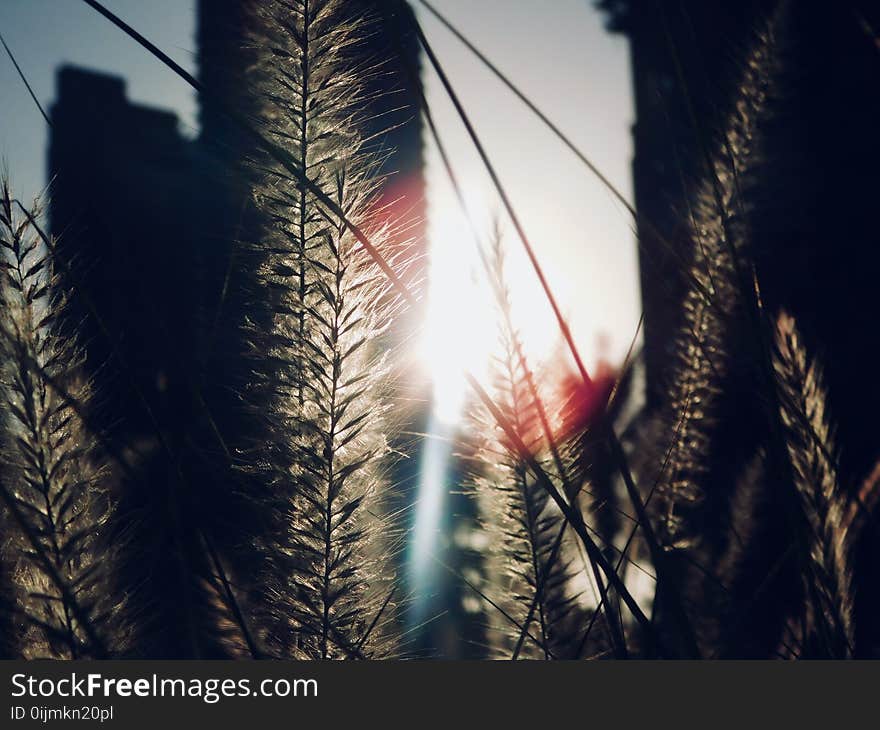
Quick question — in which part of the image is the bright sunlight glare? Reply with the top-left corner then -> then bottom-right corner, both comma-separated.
418,183 -> 494,425
418,180 -> 590,427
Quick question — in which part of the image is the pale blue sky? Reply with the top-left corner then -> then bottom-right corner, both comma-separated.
1,0 -> 199,200
0,0 -> 639,389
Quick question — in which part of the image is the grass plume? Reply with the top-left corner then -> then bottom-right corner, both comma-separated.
773,311 -> 854,657
653,17 -> 781,552
243,0 -> 404,659
0,180 -> 117,658
468,232 -> 591,659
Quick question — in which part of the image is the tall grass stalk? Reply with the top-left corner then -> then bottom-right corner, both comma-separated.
653,20 -> 780,553
244,0 -> 403,659
773,312 -> 854,657
0,181 -> 117,658
468,232 -> 588,659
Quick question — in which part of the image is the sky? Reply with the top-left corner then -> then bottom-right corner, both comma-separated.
1,0 -> 199,198
413,0 -> 638,421
0,0 -> 640,416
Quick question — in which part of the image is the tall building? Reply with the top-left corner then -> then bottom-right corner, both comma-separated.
601,0 -> 880,486
49,1 -> 426,440
601,0 -> 880,654
48,67 -> 219,442
600,0 -> 772,406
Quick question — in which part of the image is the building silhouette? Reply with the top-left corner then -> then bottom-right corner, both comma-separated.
601,0 -> 880,485
50,0 -> 426,435
601,0 -> 880,655
49,67 -> 219,442
600,0 -> 773,405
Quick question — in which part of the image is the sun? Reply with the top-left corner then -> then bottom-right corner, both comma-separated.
418,185 -> 495,424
